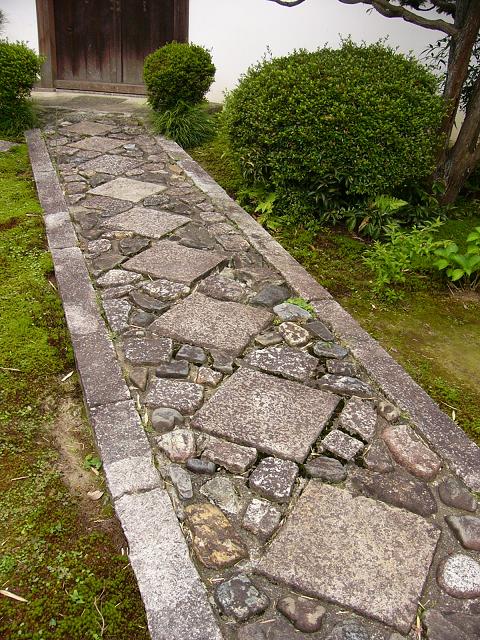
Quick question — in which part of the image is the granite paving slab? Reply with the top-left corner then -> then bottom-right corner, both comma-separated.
193,368 -> 340,463
151,292 -> 272,356
89,177 -> 167,202
257,481 -> 440,633
66,121 -> 114,136
71,136 -> 123,152
102,206 -> 189,238
79,154 -> 143,176
124,244 -> 226,284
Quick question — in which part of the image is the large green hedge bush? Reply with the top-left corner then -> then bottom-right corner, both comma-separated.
144,42 -> 215,111
222,41 -> 446,219
0,40 -> 42,135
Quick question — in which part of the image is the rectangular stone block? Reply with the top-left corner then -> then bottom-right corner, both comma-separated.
115,489 -> 223,640
25,129 -> 54,173
257,482 -> 440,633
193,368 -> 340,463
34,169 -> 67,215
144,379 -> 204,415
44,211 -> 78,249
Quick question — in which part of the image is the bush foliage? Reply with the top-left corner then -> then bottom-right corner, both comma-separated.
150,102 -> 215,148
0,40 -> 42,135
222,41 -> 445,221
144,42 -> 215,111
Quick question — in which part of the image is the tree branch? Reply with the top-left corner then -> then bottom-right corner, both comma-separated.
266,0 -> 309,6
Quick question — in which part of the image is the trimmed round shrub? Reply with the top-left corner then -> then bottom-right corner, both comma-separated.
144,42 -> 215,111
0,40 -> 42,134
222,41 -> 446,217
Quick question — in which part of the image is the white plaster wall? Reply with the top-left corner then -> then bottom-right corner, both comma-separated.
1,0 -> 442,102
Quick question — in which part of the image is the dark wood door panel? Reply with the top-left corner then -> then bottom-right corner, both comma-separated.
54,0 -> 119,83
121,0 -> 175,85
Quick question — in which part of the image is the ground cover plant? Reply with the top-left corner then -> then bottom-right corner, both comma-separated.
0,145 -> 149,639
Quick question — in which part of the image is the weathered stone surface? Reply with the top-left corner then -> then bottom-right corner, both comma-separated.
176,344 -> 207,364
445,612 -> 480,637
305,456 -> 347,483
277,595 -> 325,633
80,154 -> 142,176
273,302 -> 312,322
257,482 -> 440,633
66,121 -> 113,136
128,367 -> 148,390
115,489 -> 223,640
44,211 -> 78,249
184,503 -> 248,568
278,322 -> 311,347
72,136 -> 122,152
325,622 -> 371,640
201,437 -> 257,473
103,206 -> 189,238
200,476 -> 240,515
243,346 -> 318,382
156,360 -> 189,379
89,177 -> 166,202
119,235 -> 150,255
215,574 -> 269,621
151,292 -> 272,356
363,439 -> 394,474
237,618 -> 316,640
82,194 -> 133,215
315,374 -> 375,399
242,498 -> 281,541
91,251 -> 126,273
382,424 -> 441,481
186,458 -> 216,475
350,468 -> 438,517
255,330 -> 283,347
249,457 -> 298,503
156,429 -> 196,463
438,478 -> 477,512
313,341 -> 349,359
251,284 -> 290,308
197,274 -> 248,302
167,464 -> 193,500
130,291 -> 170,313
177,222 -> 217,249
326,359 -> 358,377
87,238 -> 112,256
196,366 -> 222,387
123,336 -> 172,365
151,407 -> 184,433
142,278 -> 190,301
446,515 -> 480,551
322,430 -> 364,461
144,379 -> 204,414
210,349 -> 234,374
437,554 -> 480,598
193,368 -> 340,463
124,242 -> 226,284
129,310 -> 155,327
423,610 -> 472,640
339,398 -> 377,442
103,298 -> 131,334
377,399 -> 401,422
306,320 -> 334,342
97,269 -> 141,287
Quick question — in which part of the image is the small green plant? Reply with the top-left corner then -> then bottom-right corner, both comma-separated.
285,297 -> 314,315
363,220 -> 444,300
0,40 -> 42,136
150,102 -> 215,148
83,454 -> 102,471
433,226 -> 480,289
144,42 -> 215,111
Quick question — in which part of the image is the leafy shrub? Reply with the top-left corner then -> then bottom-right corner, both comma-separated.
434,227 -> 480,289
222,41 -> 445,222
0,40 -> 42,135
150,102 -> 215,148
144,42 -> 215,111
363,220 -> 444,300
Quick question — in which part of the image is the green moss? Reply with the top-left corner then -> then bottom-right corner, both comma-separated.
0,145 -> 148,639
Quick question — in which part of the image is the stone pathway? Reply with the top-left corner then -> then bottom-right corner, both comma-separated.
26,109 -> 480,640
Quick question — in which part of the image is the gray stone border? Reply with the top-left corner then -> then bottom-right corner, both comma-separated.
156,136 -> 480,493
26,129 -> 224,640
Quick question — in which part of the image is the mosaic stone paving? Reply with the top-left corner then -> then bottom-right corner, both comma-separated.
41,112 -> 480,640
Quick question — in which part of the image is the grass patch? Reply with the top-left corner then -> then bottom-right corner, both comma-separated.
190,139 -> 480,443
0,145 -> 148,639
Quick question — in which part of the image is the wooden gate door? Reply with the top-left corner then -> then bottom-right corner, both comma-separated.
36,0 -> 189,94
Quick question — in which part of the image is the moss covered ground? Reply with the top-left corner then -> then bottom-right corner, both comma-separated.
190,141 -> 480,444
0,145 -> 149,639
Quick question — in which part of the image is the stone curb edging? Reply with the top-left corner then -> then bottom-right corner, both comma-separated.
25,129 -> 224,640
156,136 -> 480,493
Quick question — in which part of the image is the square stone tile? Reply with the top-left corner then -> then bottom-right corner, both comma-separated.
192,368 -> 340,462
79,154 -> 142,176
124,243 -> 226,285
151,292 -> 272,356
103,207 -> 189,239
66,121 -> 113,136
257,482 -> 440,633
71,136 -> 123,152
88,177 -> 166,202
